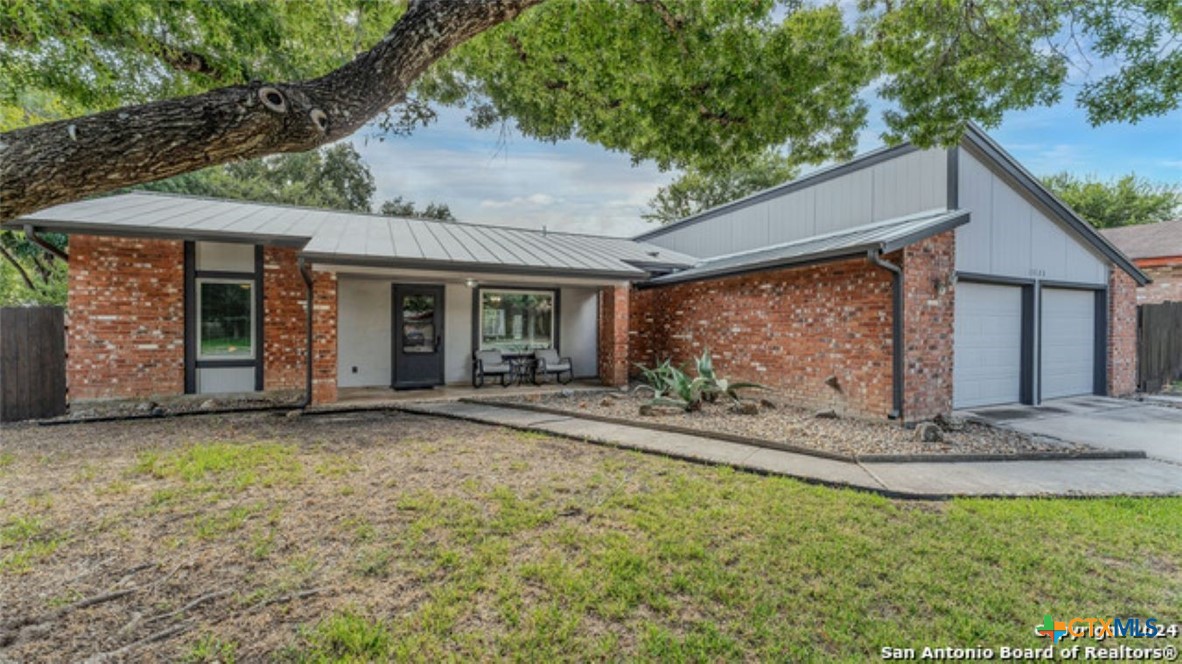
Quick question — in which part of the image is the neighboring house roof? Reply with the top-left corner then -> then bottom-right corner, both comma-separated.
634,123 -> 1149,286
10,192 -> 697,279
1100,219 -> 1182,261
646,208 -> 969,286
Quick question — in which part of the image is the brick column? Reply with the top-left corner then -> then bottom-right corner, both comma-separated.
900,231 -> 956,422
310,271 -> 338,405
1107,269 -> 1137,397
597,284 -> 631,387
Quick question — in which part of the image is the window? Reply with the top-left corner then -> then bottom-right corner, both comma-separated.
479,289 -> 554,352
197,279 -> 255,358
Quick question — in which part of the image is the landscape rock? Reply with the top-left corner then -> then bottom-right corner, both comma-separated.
134,401 -> 158,414
814,409 -> 839,419
600,398 -> 615,408
199,399 -> 218,410
285,410 -> 303,419
731,401 -> 760,415
559,389 -> 575,398
759,398 -> 777,410
934,413 -> 965,431
916,422 -> 944,443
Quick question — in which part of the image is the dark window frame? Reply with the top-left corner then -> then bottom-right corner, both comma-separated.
470,286 -> 561,357
185,242 -> 264,393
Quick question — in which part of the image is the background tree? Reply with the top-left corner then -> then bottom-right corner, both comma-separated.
138,144 -> 375,212
379,197 -> 456,221
1043,172 -> 1181,229
644,150 -> 798,224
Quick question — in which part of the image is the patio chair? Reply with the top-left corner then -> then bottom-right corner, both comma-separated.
533,348 -> 573,385
473,350 -> 512,388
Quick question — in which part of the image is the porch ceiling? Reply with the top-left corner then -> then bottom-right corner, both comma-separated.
320,263 -> 630,288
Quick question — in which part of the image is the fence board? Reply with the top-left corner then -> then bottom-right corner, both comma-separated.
0,306 -> 67,422
1137,301 -> 1182,393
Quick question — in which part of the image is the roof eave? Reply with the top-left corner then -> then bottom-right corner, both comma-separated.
9,218 -> 312,248
299,251 -> 649,281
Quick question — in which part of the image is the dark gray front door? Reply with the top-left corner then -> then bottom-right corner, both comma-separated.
392,284 -> 444,389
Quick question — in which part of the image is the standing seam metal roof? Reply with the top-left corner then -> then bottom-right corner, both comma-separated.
11,192 -> 697,278
644,209 -> 970,285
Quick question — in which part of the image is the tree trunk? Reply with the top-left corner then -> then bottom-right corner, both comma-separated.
0,0 -> 544,222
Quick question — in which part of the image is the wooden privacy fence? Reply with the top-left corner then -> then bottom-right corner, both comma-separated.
1137,301 -> 1182,393
0,306 -> 66,422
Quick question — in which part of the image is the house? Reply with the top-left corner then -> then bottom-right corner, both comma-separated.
1100,219 -> 1182,305
6,125 -> 1147,421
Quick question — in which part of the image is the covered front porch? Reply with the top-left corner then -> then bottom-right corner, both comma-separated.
311,263 -> 635,403
335,379 -> 607,407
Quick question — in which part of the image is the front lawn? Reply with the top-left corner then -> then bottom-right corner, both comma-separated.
1,411 -> 1178,661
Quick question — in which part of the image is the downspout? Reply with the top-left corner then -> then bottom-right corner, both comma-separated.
23,225 -> 69,262
298,257 -> 314,409
868,249 -> 903,420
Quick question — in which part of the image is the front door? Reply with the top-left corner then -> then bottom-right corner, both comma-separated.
392,284 -> 444,389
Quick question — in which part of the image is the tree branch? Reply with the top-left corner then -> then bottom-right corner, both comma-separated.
0,0 -> 545,222
0,242 -> 37,291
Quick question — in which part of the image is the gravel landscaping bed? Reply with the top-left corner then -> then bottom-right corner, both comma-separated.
482,389 -> 1100,458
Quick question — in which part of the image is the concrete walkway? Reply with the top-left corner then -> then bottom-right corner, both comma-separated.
393,401 -> 1182,499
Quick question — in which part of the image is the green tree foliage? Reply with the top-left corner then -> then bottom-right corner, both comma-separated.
420,1 -> 873,172
379,197 -> 456,221
0,0 -> 407,127
138,144 -> 376,212
1042,172 -> 1181,228
644,150 -> 798,224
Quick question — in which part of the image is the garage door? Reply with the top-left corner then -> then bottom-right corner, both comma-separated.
954,282 -> 1024,408
1040,288 -> 1095,400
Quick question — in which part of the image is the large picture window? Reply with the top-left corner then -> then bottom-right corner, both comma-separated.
197,279 -> 255,359
479,289 -> 554,352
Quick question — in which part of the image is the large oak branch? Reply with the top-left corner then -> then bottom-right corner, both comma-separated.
0,0 -> 543,222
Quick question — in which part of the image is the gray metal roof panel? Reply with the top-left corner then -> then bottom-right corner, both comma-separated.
647,209 -> 969,285
11,191 -> 698,277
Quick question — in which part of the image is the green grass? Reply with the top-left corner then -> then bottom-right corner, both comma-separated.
283,464 -> 1182,661
0,515 -> 64,573
135,442 -> 303,490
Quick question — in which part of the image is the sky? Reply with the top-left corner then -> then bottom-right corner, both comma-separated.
350,92 -> 1182,239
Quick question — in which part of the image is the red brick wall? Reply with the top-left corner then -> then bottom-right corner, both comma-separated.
1135,263 -> 1182,305
597,285 -> 630,386
67,235 -> 185,400
629,258 -> 895,418
901,231 -> 956,421
1107,269 -> 1137,397
263,247 -> 307,391
310,271 -> 338,404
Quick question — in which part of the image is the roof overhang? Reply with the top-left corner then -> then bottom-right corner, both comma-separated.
299,251 -> 648,281
643,209 -> 969,287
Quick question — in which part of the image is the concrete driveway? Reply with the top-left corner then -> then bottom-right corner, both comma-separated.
958,396 -> 1182,464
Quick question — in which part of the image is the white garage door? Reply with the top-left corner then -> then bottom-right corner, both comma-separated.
1040,288 -> 1095,400
954,282 -> 1024,408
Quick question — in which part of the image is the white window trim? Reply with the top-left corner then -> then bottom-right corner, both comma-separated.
479,288 -> 555,351
196,278 -> 256,360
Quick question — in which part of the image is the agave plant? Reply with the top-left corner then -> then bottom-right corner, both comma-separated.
636,348 -> 765,412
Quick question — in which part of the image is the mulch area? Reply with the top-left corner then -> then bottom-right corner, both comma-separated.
484,390 -> 1098,458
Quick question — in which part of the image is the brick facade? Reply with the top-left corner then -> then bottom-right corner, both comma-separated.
67,237 -> 320,403
263,247 -> 308,391
1107,269 -> 1138,397
629,258 -> 895,418
900,232 -> 956,421
310,271 -> 339,404
597,285 -> 630,386
1135,262 -> 1182,305
67,235 -> 185,400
